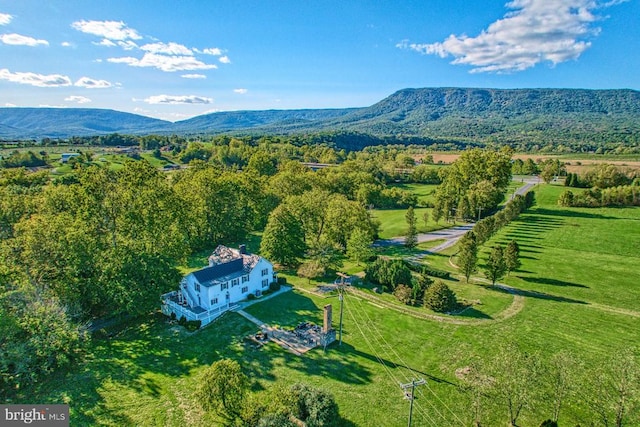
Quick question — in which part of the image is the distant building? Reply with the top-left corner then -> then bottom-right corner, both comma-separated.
161,245 -> 276,326
60,153 -> 80,163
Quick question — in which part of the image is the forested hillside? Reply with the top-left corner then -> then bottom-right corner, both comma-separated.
1,88 -> 639,152
304,88 -> 640,150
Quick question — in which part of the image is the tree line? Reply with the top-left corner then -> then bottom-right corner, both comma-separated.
453,343 -> 639,427
0,142 -> 445,395
560,164 -> 640,207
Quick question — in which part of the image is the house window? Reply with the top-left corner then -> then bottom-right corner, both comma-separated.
211,298 -> 218,305
221,283 -> 228,290
261,268 -> 269,276
195,283 -> 201,292
232,278 -> 239,287
241,286 -> 248,294
262,279 -> 269,288
242,275 -> 250,283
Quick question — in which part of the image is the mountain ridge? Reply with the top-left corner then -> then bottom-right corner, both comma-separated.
1,88 -> 638,147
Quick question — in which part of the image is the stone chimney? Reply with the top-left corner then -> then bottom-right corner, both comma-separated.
239,244 -> 246,255
323,304 -> 333,333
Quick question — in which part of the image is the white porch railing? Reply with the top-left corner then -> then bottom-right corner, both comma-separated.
180,279 -> 197,308
161,292 -> 237,327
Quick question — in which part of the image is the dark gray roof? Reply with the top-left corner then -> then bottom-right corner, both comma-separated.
191,258 -> 243,285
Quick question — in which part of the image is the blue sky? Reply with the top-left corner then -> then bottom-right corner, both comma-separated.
0,0 -> 637,121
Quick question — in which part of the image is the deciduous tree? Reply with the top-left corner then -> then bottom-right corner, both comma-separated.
458,232 -> 478,283
260,205 -> 305,266
505,240 -> 521,276
484,246 -> 507,285
346,228 -> 374,266
195,359 -> 249,423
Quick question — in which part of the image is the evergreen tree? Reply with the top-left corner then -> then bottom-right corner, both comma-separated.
405,206 -> 418,249
505,240 -> 521,276
413,268 -> 434,302
484,246 -> 507,285
424,280 -> 457,313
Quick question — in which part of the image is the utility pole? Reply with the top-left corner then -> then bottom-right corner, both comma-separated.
336,272 -> 348,346
400,378 -> 426,427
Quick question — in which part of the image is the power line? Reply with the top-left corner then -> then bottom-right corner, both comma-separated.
342,296 -> 439,427
347,292 -> 467,426
345,294 -> 440,427
401,379 -> 427,427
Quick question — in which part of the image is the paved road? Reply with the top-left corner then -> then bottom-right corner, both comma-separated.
375,176 -> 539,251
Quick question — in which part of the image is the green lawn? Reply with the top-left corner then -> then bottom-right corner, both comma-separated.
388,183 -> 439,205
14,184 -> 640,426
371,207 -> 447,239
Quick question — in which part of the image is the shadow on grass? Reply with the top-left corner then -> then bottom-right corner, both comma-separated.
519,276 -> 589,288
343,344 -> 458,387
489,286 -> 587,305
23,313 -> 247,425
533,207 -> 616,220
455,306 -> 492,320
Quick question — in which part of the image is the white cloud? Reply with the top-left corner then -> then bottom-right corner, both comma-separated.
71,20 -> 142,41
233,88 -> 248,94
74,77 -> 112,89
0,68 -> 72,87
142,94 -> 213,104
65,95 -> 92,104
219,55 -> 231,64
108,52 -> 217,72
142,41 -> 192,56
398,0 -> 625,73
4,103 -> 16,107
0,13 -> 13,26
181,73 -> 206,79
61,41 -> 72,47
95,38 -> 116,47
201,47 -> 222,55
0,33 -> 49,47
118,40 -> 138,50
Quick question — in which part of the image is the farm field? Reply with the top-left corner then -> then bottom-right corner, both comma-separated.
12,184 -> 640,426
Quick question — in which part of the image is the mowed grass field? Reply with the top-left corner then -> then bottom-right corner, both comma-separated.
16,184 -> 640,426
371,183 -> 442,239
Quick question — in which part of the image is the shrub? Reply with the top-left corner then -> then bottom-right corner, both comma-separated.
247,294 -> 256,301
170,312 -> 176,320
393,284 -> 413,305
270,281 -> 281,292
290,383 -> 340,427
424,280 -> 457,313
277,276 -> 287,285
365,257 -> 412,292
421,266 -> 450,279
178,315 -> 187,326
185,320 -> 201,331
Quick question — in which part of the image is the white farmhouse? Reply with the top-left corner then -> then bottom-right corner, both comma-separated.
162,245 -> 276,326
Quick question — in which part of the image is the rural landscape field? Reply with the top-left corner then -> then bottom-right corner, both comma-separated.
2,1 -> 640,426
